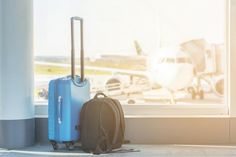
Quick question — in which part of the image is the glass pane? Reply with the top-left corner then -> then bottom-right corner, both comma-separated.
34,0 -> 226,107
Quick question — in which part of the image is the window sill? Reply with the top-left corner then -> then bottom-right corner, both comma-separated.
34,101 -> 228,117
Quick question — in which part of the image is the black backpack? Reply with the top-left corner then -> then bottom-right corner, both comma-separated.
80,93 -> 125,154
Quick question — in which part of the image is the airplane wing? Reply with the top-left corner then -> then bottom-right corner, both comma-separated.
35,61 -> 147,78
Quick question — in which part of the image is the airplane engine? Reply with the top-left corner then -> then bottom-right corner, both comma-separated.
212,75 -> 224,97
37,88 -> 48,99
105,78 -> 122,91
105,77 -> 123,96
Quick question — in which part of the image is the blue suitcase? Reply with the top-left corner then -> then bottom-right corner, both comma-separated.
48,17 -> 90,150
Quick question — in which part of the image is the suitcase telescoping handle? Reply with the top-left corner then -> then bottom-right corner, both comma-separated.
71,16 -> 84,82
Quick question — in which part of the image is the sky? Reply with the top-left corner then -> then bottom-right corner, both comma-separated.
33,0 -> 225,57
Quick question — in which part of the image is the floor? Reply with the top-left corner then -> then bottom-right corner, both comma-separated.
1,144 -> 236,157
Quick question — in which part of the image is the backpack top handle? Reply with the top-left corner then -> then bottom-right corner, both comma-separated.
94,92 -> 107,98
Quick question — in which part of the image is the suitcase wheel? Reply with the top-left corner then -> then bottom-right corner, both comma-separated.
65,141 -> 74,150
50,141 -> 59,150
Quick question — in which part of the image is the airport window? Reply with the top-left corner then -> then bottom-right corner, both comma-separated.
34,0 -> 228,115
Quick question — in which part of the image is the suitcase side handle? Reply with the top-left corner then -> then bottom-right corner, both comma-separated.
58,96 -> 63,124
71,16 -> 84,82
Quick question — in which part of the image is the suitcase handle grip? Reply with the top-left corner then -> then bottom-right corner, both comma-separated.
58,96 -> 63,124
71,16 -> 84,82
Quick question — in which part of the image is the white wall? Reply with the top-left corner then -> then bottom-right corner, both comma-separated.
230,0 -> 236,116
0,0 -> 2,115
229,0 -> 236,143
0,0 -> 34,120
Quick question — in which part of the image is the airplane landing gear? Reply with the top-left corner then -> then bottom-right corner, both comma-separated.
199,90 -> 204,99
188,74 -> 205,100
188,87 -> 204,100
127,99 -> 136,104
168,90 -> 176,104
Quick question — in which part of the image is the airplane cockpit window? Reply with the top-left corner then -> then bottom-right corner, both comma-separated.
34,0 -> 226,114
176,58 -> 192,64
158,58 -> 166,64
165,58 -> 175,63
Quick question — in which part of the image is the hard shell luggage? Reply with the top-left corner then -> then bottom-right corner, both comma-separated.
80,93 -> 125,154
48,17 -> 90,150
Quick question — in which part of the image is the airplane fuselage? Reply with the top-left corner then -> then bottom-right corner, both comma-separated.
148,48 -> 194,92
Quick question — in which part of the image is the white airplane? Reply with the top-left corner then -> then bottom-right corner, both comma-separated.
147,47 -> 194,103
148,47 -> 193,90
35,39 -> 225,103
35,45 -> 197,104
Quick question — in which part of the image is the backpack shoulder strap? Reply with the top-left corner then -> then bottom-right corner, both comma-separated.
105,99 -> 121,145
111,99 -> 125,138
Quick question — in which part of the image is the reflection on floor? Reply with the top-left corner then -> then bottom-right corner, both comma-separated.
1,144 -> 236,157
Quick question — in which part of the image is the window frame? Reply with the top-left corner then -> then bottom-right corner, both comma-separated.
34,0 -> 230,117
